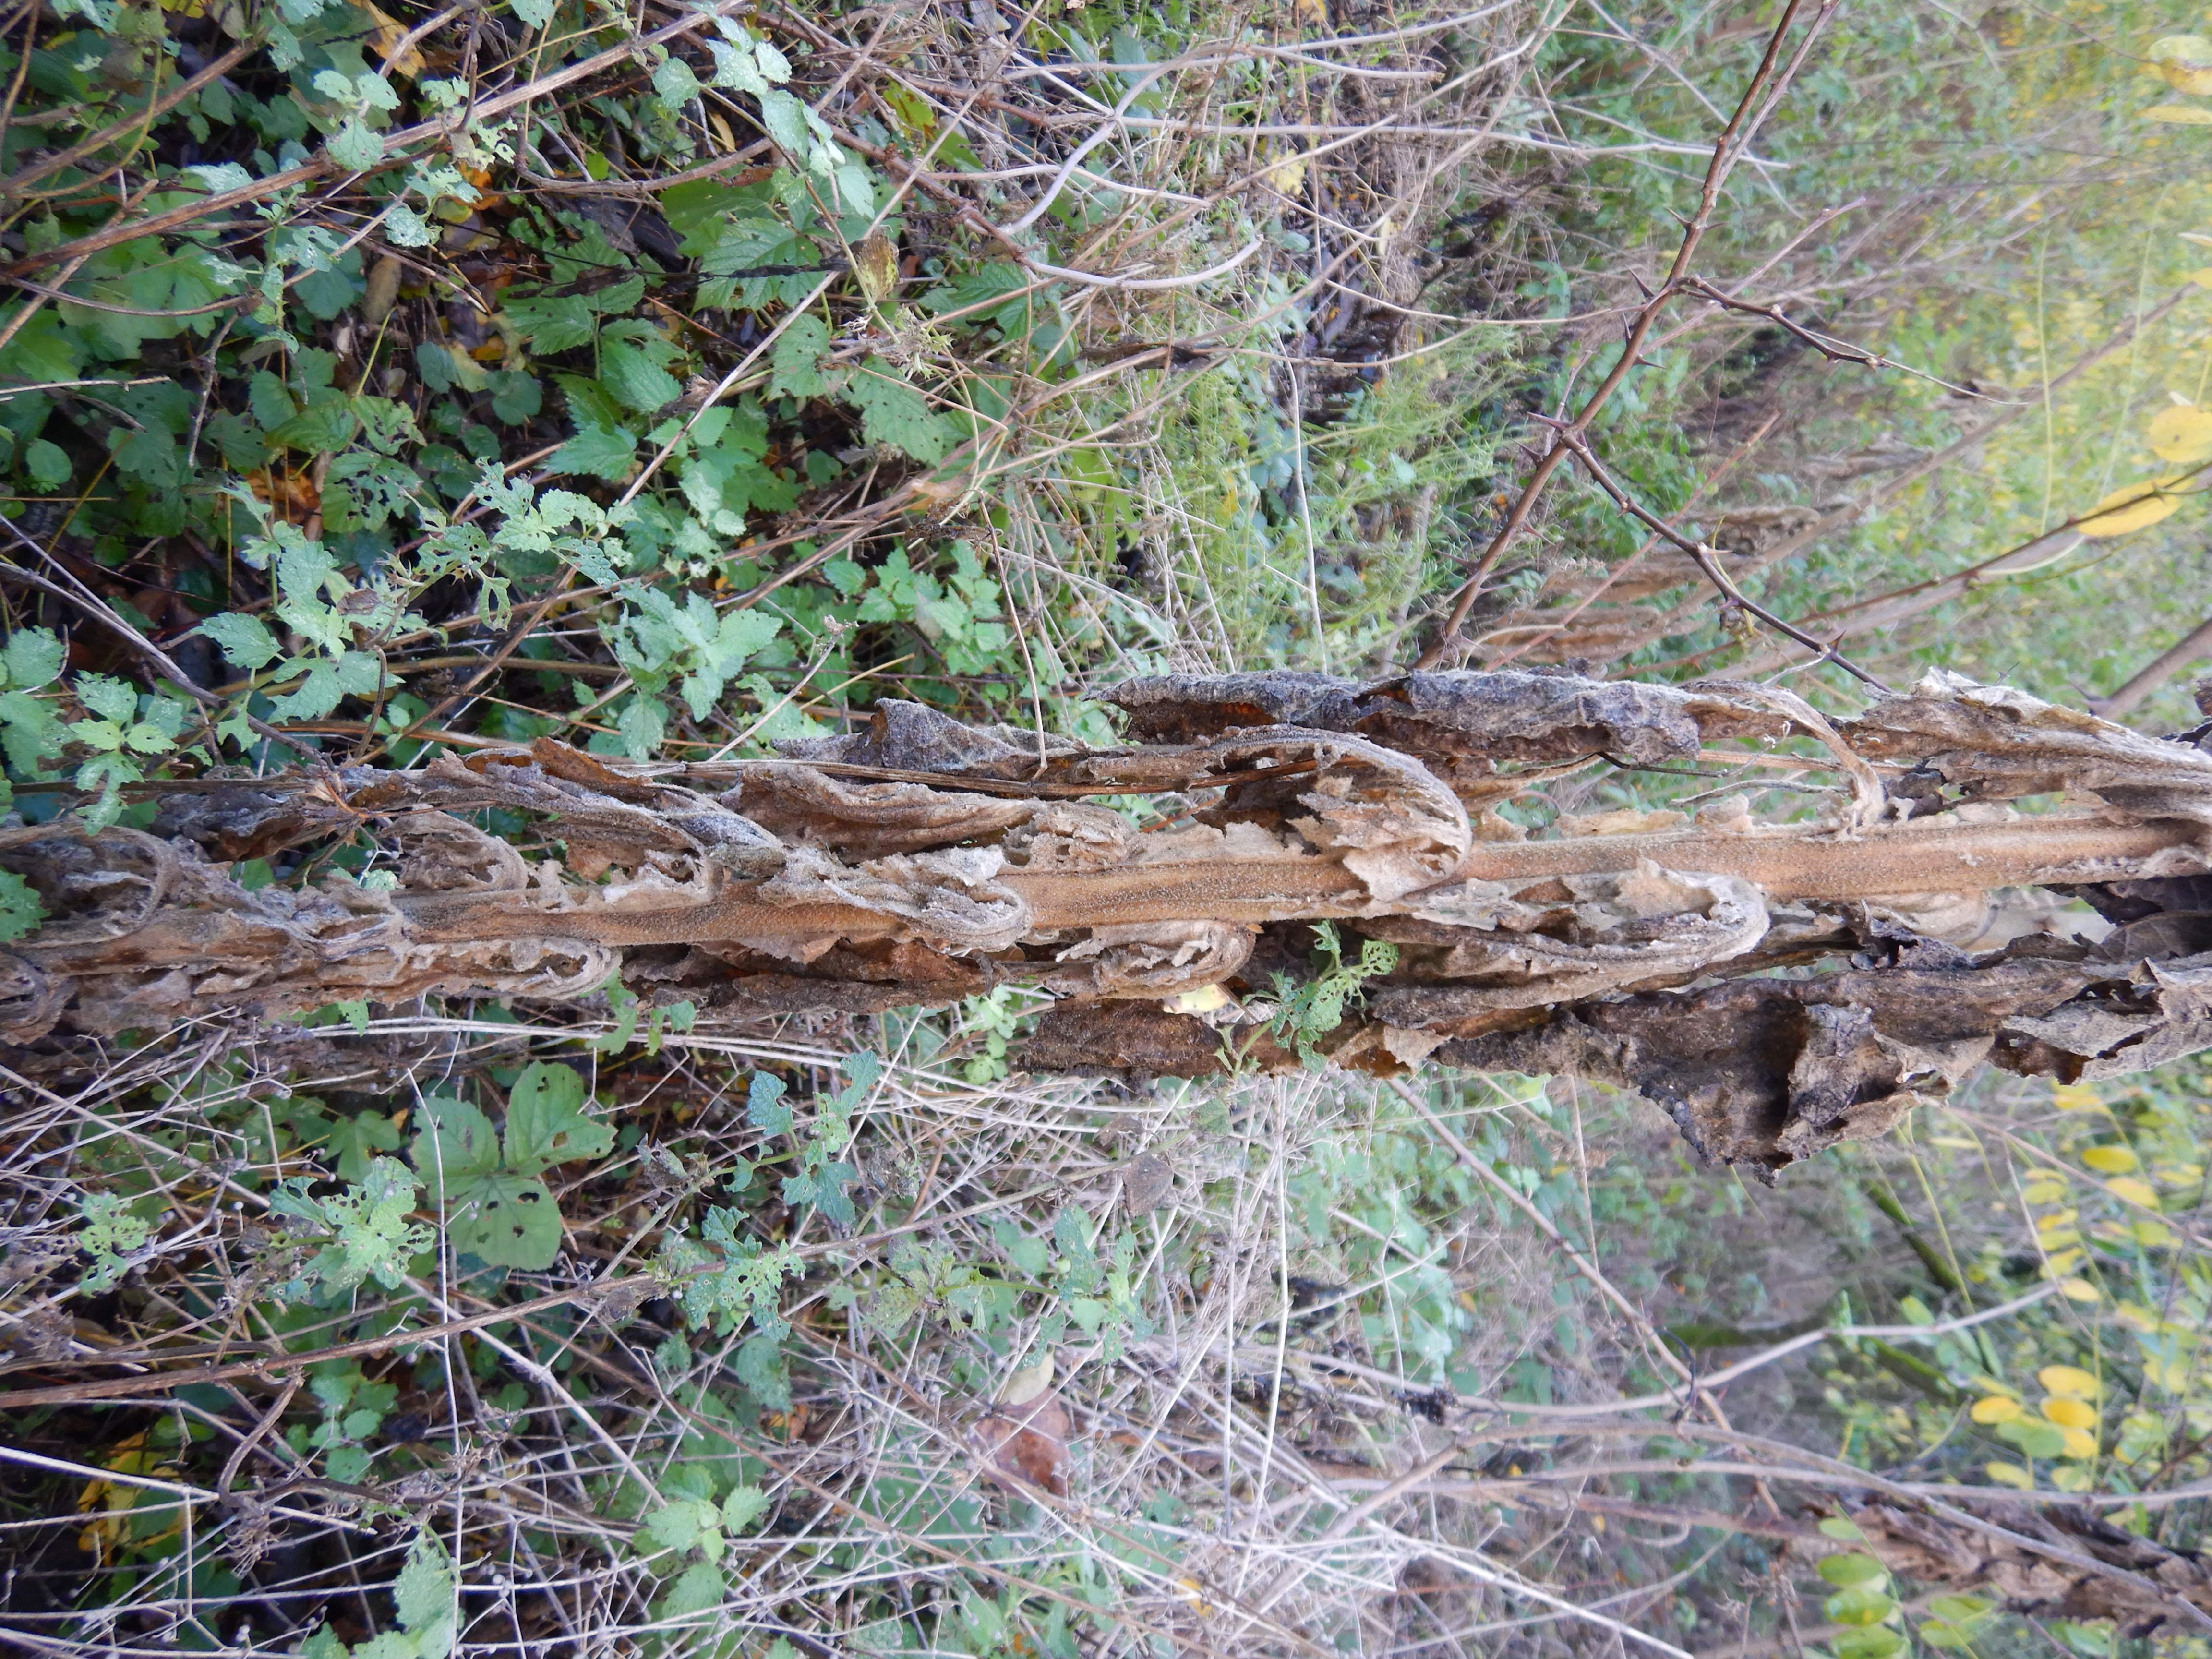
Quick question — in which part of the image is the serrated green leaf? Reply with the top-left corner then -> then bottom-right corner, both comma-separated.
393,1527 -> 459,1658
720,1483 -> 769,1532
843,359 -> 951,463
201,612 -> 282,671
644,1497 -> 718,1552
746,1072 -> 791,1134
326,1111 -> 402,1183
600,339 -> 682,413
505,293 -> 598,353
504,1062 -> 613,1174
661,1559 -> 726,1617
2,627 -> 64,691
769,314 -> 830,399
552,421 -> 638,480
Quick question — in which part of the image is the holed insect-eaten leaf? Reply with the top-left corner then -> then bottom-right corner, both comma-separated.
443,1167 -> 565,1270
409,1077 -> 610,1270
504,1061 -> 613,1173
409,1096 -> 502,1202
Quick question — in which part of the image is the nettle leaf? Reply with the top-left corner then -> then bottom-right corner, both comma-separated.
769,314 -> 830,399
843,359 -> 952,464
700,219 -> 818,309
599,321 -> 684,413
505,292 -> 598,354
735,1331 -> 792,1411
654,55 -> 701,108
76,674 -> 138,723
504,1062 -> 613,1173
720,1484 -> 769,1532
552,421 -> 638,481
409,1095 -> 503,1201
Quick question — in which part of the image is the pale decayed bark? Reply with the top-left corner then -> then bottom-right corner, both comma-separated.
8,668 -> 2212,1176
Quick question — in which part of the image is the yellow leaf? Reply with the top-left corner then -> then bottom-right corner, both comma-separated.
1985,1460 -> 2035,1490
2148,406 -> 2212,464
2077,480 -> 2183,536
2135,1219 -> 2178,1246
2043,1248 -> 2085,1275
2147,103 -> 2212,121
1971,1395 -> 2025,1424
366,1 -> 427,78
2040,1364 -> 2103,1398
2082,1143 -> 2141,1173
2152,34 -> 2212,94
2058,1425 -> 2101,1460
853,231 -> 899,306
998,1352 -> 1054,1406
1168,983 -> 1233,1014
1266,152 -> 1308,194
2037,1208 -> 2079,1231
2041,1395 -> 2099,1429
2108,1176 -> 2162,1209
2059,1277 -> 2102,1303
2022,1179 -> 2068,1204
2190,268 -> 2212,287
2052,1082 -> 2103,1111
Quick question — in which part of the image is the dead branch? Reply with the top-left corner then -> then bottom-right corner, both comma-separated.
8,668 -> 2212,1179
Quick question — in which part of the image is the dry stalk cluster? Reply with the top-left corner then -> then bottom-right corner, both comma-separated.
11,666 -> 2212,1180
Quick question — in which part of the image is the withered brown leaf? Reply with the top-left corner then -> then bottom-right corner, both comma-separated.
972,1393 -> 1070,1498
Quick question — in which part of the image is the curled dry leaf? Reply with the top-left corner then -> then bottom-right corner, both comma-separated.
972,1391 -> 1070,1498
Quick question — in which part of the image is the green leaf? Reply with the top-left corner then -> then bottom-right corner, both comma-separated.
719,1483 -> 769,1532
444,1168 -> 563,1269
201,613 -> 283,672
1817,1554 -> 1888,1590
661,1559 -> 726,1617
504,293 -> 598,354
843,359 -> 951,464
551,421 -> 637,480
1815,1517 -> 1866,1541
75,674 -> 137,723
326,1111 -> 402,1183
1834,1631 -> 1906,1659
0,871 -> 44,943
392,1527 -> 458,1659
769,314 -> 830,399
600,333 -> 683,414
644,1497 -> 718,1552
1,627 -> 64,690
653,55 -> 701,107
1997,1418 -> 2068,1459
734,1331 -> 792,1411
503,1062 -> 613,1174
23,438 -> 71,490
745,1072 -> 791,1134
1823,1587 -> 1899,1627
409,1095 -> 502,1201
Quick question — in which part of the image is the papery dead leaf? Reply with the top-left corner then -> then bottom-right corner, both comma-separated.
973,1393 -> 1069,1497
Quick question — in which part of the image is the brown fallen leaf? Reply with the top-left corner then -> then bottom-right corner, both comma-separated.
972,1390 -> 1069,1498
365,2 -> 427,78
